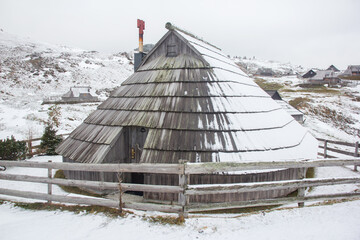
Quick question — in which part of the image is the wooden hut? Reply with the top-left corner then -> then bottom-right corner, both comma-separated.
56,23 -> 318,203
326,65 -> 340,72
344,65 -> 360,76
61,86 -> 99,103
302,69 -> 317,78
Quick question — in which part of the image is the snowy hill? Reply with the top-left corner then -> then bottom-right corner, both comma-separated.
0,31 -> 133,139
233,56 -> 305,76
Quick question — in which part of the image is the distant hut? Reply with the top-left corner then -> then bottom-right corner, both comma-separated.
302,69 -> 317,78
56,23 -> 317,203
61,86 -> 99,103
255,67 -> 275,76
265,90 -> 304,123
343,65 -> 360,76
308,70 -> 340,86
326,65 -> 340,72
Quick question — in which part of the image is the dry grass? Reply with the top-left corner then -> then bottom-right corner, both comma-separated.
295,86 -> 340,94
288,97 -> 312,109
341,75 -> 360,81
11,201 -> 129,217
254,78 -> 285,90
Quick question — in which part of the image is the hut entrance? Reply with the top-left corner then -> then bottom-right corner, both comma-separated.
127,126 -> 148,195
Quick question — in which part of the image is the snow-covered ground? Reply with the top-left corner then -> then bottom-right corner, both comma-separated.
1,156 -> 360,240
1,199 -> 360,240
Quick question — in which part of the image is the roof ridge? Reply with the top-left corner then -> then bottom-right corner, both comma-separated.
165,22 -> 221,51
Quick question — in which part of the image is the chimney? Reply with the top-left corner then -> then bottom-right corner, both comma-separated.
134,19 -> 146,72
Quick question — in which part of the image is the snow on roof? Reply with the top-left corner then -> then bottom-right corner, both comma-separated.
310,70 -> 340,81
70,86 -> 91,97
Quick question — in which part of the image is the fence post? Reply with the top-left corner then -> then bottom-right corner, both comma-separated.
117,173 -> 123,215
297,168 -> 306,207
47,160 -> 52,204
178,160 -> 189,219
354,142 -> 359,171
324,140 -> 328,158
27,139 -> 32,156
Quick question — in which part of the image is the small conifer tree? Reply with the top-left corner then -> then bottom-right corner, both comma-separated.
0,136 -> 27,160
40,105 -> 63,155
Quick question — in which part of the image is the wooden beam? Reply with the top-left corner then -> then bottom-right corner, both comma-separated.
186,177 -> 360,195
323,146 -> 356,157
0,187 -> 181,213
0,187 -> 119,208
0,173 -> 182,193
185,158 -> 360,174
187,192 -> 360,212
0,161 -> 182,174
317,138 -> 355,147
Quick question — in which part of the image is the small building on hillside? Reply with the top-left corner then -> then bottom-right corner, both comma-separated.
302,69 -> 317,78
61,86 -> 99,103
265,90 -> 304,123
307,70 -> 341,86
327,65 -> 340,72
255,67 -> 275,76
343,65 -> 360,76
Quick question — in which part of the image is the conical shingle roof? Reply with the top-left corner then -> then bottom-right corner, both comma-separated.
56,24 -> 317,164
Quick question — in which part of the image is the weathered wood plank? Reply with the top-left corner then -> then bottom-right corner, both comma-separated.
3,159 -> 359,174
0,187 -> 119,208
0,161 -> 182,174
187,192 -> 360,212
47,160 -> 52,204
0,173 -> 182,193
186,177 -> 360,195
0,187 -> 180,213
185,158 -> 360,174
317,138 -> 355,147
319,146 -> 355,157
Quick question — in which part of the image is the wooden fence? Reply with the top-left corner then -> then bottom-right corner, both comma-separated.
1,158 -> 360,217
317,138 -> 359,170
22,133 -> 70,155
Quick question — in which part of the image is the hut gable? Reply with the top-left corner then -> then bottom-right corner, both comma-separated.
327,65 -> 340,72
302,69 -> 317,78
57,23 -> 317,165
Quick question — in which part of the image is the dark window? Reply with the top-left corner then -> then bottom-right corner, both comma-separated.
166,44 -> 178,57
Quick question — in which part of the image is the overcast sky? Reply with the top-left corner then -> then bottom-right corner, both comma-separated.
1,0 -> 359,69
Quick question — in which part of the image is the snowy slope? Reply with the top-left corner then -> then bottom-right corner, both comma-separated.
0,31 -> 133,139
233,57 -> 305,76
258,76 -> 360,142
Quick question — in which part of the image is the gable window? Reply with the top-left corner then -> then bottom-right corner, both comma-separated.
166,44 -> 178,57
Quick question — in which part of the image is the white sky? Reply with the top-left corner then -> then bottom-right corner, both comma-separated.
0,0 -> 359,69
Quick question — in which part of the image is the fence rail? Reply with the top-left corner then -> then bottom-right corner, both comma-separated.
317,138 -> 359,170
1,157 -> 360,217
21,133 -> 70,155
